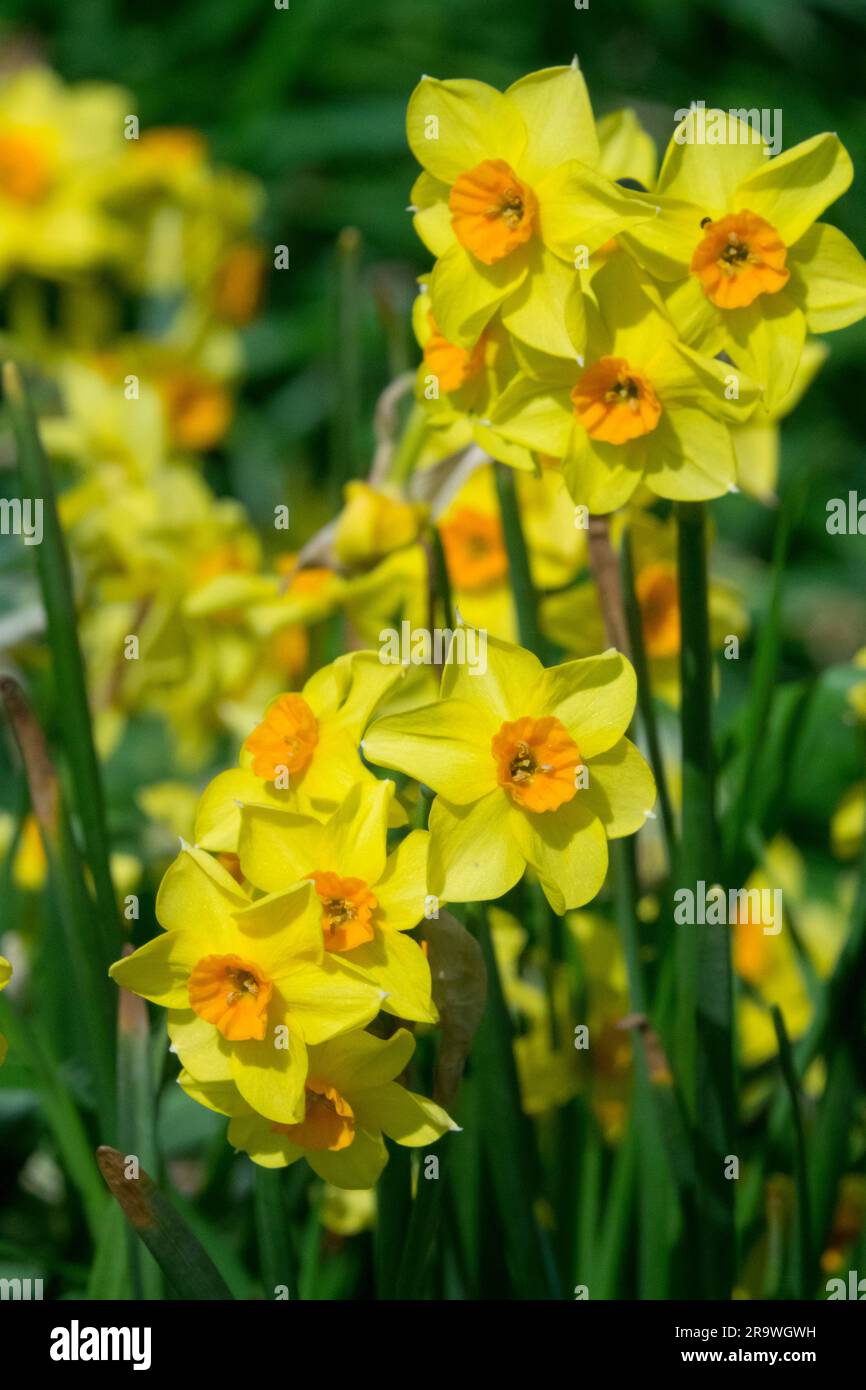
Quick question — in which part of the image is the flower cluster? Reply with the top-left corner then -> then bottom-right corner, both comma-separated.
408,64 -> 866,509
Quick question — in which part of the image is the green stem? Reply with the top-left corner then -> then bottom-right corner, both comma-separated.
771,1006 -> 812,1298
621,528 -> 676,868
494,462 -> 544,657
676,500 -> 735,1299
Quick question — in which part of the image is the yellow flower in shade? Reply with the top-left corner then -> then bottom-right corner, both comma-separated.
492,255 -> 759,513
733,838 -> 845,1070
489,909 -> 580,1115
332,482 -> 427,570
0,956 -> 11,1066
320,1186 -> 376,1236
236,780 -> 437,1023
408,64 -> 654,355
622,110 -> 866,411
178,1027 -> 455,1187
542,511 -> 748,706
595,109 -> 657,191
435,463 -> 587,643
194,651 -> 407,853
731,339 -> 827,502
363,631 -> 655,913
411,290 -> 535,471
109,848 -> 383,1124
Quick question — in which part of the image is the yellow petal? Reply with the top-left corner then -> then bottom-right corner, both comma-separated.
736,133 -> 853,249
354,1082 -> 455,1145
406,76 -> 527,183
230,1026 -> 308,1124
428,789 -> 525,902
347,928 -> 438,1024
509,798 -> 608,914
429,241 -> 527,348
156,843 -> 248,944
723,292 -> 806,414
490,372 -> 574,457
234,880 -> 324,974
178,1070 -> 249,1117
168,1009 -> 233,1081
318,779 -> 391,882
584,737 -> 656,836
363,699 -> 498,804
309,1027 -> 416,1092
306,1128 -> 388,1189
238,804 -> 325,894
504,65 -> 598,178
789,223 -> 866,333
109,930 -> 199,1007
564,430 -> 647,514
643,407 -> 737,501
658,110 -> 767,212
410,171 -> 455,257
441,628 -> 546,723
195,768 -> 273,854
374,829 -> 430,930
596,108 -> 657,188
500,240 -> 582,357
535,160 -> 656,262
278,958 -> 382,1045
228,1112 -> 306,1168
538,649 -> 636,757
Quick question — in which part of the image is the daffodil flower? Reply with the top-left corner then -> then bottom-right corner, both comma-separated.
194,650 -> 407,853
109,848 -> 383,1124
492,255 -> 759,512
235,780 -> 438,1024
363,631 -> 655,913
179,1027 -> 455,1187
408,64 -> 655,355
0,956 -> 12,1066
622,110 -> 866,411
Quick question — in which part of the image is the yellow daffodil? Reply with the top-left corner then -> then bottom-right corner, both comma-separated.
110,847 -> 383,1124
734,838 -> 846,1069
437,461 -> 587,641
542,511 -> 748,705
622,110 -> 866,411
332,481 -> 427,569
596,109 -> 657,191
492,255 -> 760,512
236,780 -> 437,1023
363,630 -> 655,912
194,651 -> 407,852
0,66 -> 131,283
408,64 -> 654,355
0,956 -> 11,1066
179,1026 -> 455,1186
319,1186 -> 376,1235
412,288 -> 535,470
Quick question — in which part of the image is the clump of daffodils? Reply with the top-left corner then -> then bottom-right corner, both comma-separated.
111,629 -> 653,1181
